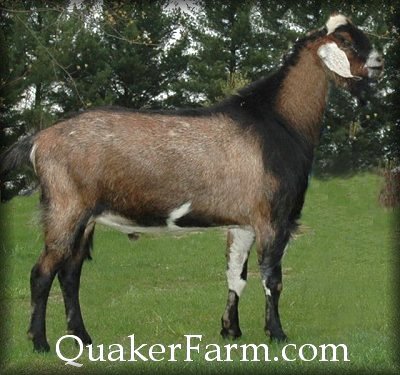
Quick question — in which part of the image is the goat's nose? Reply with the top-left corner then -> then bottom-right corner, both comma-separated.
366,50 -> 384,78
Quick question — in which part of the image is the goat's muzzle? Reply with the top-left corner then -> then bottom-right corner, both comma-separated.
365,50 -> 384,79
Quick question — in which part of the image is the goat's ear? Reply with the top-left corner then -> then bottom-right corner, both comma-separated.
325,14 -> 348,34
317,42 -> 357,79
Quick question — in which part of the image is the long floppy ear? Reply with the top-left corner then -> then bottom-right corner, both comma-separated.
317,42 -> 358,79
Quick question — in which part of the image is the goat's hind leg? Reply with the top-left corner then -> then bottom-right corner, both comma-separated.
28,248 -> 65,352
28,196 -> 90,352
57,221 -> 95,345
221,228 -> 255,339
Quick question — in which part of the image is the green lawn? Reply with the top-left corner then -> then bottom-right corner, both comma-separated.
0,173 -> 397,374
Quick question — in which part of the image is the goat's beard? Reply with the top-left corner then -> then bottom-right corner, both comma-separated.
331,73 -> 374,107
348,77 -> 376,107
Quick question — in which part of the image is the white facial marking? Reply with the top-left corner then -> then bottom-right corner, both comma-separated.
365,50 -> 383,78
226,228 -> 255,297
29,143 -> 38,174
326,14 -> 348,35
318,42 -> 356,78
167,202 -> 191,229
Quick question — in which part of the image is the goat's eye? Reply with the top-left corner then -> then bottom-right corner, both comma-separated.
342,39 -> 353,48
335,33 -> 353,48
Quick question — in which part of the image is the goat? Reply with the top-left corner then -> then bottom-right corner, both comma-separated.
0,14 -> 383,352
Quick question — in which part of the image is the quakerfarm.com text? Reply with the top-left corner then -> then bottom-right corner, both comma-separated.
56,334 -> 350,366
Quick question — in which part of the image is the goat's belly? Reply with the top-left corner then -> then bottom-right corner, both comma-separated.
94,213 -> 240,234
93,202 -> 242,235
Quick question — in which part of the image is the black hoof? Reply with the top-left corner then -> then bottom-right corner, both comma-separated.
267,329 -> 288,343
32,339 -> 50,353
80,331 -> 92,345
28,331 -> 50,353
69,329 -> 92,345
270,334 -> 288,343
220,327 -> 242,340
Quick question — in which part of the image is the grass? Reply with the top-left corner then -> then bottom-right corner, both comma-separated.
0,173 -> 397,374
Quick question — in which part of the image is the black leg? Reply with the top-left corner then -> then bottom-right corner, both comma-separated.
263,263 -> 287,341
259,230 -> 290,342
28,251 -> 63,352
57,254 -> 92,345
57,222 -> 94,344
221,288 -> 243,339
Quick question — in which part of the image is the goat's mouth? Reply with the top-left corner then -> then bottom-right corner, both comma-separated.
366,65 -> 384,79
348,50 -> 383,105
349,76 -> 378,106
365,50 -> 384,79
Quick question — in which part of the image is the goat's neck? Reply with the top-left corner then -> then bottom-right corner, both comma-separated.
275,49 -> 329,145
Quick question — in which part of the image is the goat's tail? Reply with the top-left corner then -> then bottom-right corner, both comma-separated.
0,135 -> 35,180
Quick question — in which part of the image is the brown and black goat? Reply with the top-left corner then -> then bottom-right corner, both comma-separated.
0,14 -> 383,352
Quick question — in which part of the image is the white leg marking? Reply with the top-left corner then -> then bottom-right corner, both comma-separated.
29,143 -> 38,174
226,228 -> 255,297
262,281 -> 272,297
167,202 -> 191,229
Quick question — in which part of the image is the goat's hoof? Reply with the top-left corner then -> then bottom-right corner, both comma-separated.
79,331 -> 92,345
28,331 -> 50,353
267,330 -> 288,343
270,334 -> 288,343
68,329 -> 92,345
220,327 -> 242,340
32,339 -> 50,353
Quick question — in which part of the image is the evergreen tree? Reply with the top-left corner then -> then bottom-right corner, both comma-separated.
184,0 -> 282,103
100,0 -> 189,108
1,1 -> 68,198
46,1 -> 115,112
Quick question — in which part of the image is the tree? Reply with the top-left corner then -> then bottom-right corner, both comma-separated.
100,0 -> 189,108
0,1 -> 70,199
184,0 -> 284,103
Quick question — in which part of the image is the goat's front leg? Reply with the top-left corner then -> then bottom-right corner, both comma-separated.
258,228 -> 290,342
221,227 -> 255,339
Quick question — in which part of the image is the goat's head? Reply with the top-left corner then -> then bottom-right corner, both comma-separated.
311,14 -> 383,101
